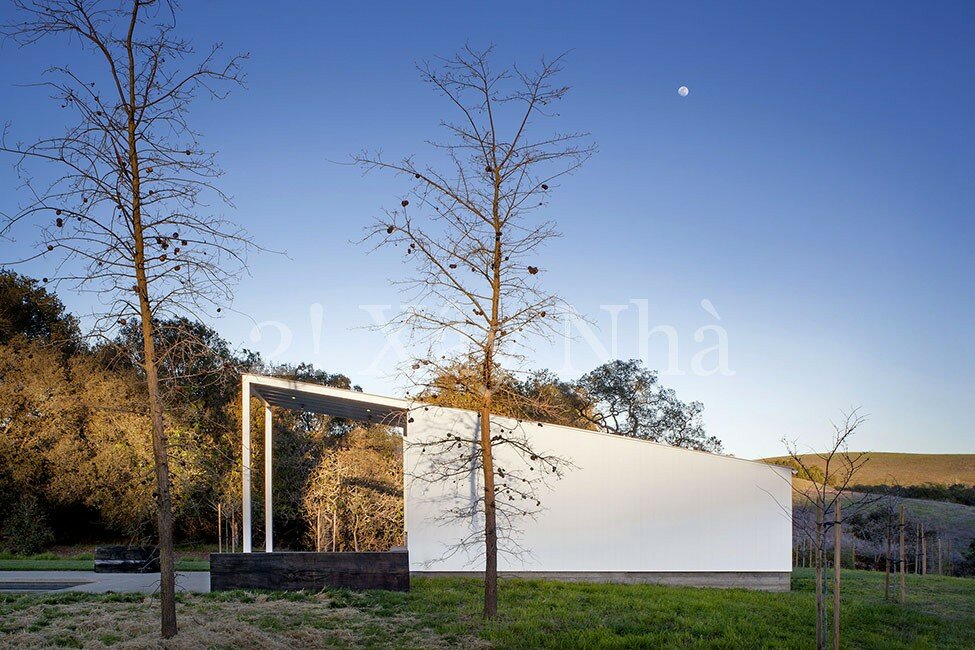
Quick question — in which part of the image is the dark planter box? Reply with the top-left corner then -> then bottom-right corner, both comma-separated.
210,551 -> 410,592
94,546 -> 160,573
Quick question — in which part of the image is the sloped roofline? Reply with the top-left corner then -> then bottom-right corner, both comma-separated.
241,373 -> 793,476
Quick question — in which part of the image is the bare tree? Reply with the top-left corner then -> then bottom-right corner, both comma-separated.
355,46 -> 594,618
847,486 -> 904,600
781,409 -> 870,650
1,0 -> 248,638
302,426 -> 404,553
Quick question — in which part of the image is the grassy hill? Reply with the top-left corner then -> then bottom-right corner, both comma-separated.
760,452 -> 975,487
760,453 -> 975,568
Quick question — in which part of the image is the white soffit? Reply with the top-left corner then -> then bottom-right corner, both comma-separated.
243,373 -> 408,426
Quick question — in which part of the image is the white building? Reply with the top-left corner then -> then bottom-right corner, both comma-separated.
241,373 -> 793,591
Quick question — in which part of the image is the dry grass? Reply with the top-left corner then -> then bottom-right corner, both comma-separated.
0,591 -> 484,649
762,452 -> 975,486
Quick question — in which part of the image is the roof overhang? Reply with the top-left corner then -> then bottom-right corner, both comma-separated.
242,373 -> 409,426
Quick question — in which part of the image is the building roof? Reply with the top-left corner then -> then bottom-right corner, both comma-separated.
243,373 -> 408,426
241,373 -> 791,475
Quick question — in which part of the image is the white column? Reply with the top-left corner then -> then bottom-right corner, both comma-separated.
264,403 -> 273,552
241,378 -> 252,553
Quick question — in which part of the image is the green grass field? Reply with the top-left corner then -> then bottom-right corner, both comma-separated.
1,570 -> 973,648
0,552 -> 209,572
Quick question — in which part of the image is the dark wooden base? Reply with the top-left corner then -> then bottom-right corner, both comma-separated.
210,551 -> 410,592
94,546 -> 160,573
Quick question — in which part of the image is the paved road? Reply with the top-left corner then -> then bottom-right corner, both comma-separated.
0,570 -> 209,594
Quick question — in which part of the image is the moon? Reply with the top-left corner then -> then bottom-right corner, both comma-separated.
678,86 -> 689,97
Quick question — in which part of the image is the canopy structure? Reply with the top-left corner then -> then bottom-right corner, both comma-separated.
240,373 -> 409,553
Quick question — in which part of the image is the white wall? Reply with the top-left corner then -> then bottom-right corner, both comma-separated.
404,405 -> 793,573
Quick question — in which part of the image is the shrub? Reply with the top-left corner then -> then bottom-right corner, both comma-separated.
850,483 -> 975,507
767,458 -> 826,483
959,538 -> 975,577
1,494 -> 56,555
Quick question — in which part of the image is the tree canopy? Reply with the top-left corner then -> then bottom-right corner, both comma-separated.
422,359 -> 724,453
0,271 -> 80,348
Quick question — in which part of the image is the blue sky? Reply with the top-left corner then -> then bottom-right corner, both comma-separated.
1,1 -> 972,458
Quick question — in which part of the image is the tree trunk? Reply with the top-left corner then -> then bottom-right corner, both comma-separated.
142,329 -> 177,637
137,310 -> 177,637
331,511 -> 338,552
133,164 -> 177,638
884,530 -> 891,600
921,523 -> 926,575
816,503 -> 824,650
833,500 -> 841,650
316,509 -> 322,552
124,2 -> 175,636
479,159 -> 504,621
899,505 -> 906,604
914,524 -> 921,575
218,503 -> 222,554
480,403 -> 498,618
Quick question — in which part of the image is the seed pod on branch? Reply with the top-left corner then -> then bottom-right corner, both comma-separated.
354,45 -> 593,620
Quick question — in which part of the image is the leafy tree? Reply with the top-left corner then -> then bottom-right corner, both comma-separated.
0,321 -> 216,544
113,317 -> 268,539
272,362 -> 355,390
114,318 -> 251,412
423,360 -> 720,453
0,271 -> 80,348
513,370 -> 593,428
768,457 -> 826,483
59,353 -> 158,536
575,359 -> 723,453
0,337 -> 80,522
0,278 -> 376,552
421,364 -> 590,429
0,332 -> 161,542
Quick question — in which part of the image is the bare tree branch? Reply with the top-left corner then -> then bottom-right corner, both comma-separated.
1,0 -> 251,639
355,46 -> 594,618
